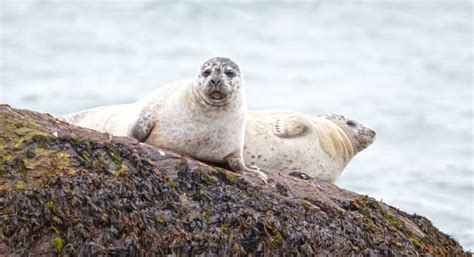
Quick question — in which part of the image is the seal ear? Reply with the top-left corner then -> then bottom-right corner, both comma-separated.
273,115 -> 310,138
130,112 -> 154,142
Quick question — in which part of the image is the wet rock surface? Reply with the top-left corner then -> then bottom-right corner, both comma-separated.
0,105 -> 469,256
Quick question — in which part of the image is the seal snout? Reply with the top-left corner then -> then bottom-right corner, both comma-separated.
362,128 -> 376,149
209,78 -> 223,88
368,129 -> 376,138
205,77 -> 228,101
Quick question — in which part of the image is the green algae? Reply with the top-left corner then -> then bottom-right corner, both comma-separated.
51,226 -> 61,234
225,173 -> 237,183
109,147 -> 122,164
409,236 -> 422,248
57,152 -> 69,159
111,162 -> 126,176
155,216 -> 166,225
384,213 -> 401,229
13,129 -> 50,148
54,236 -> 63,252
197,188 -> 208,196
47,201 -> 57,211
35,147 -> 53,156
15,181 -> 26,190
201,210 -> 210,217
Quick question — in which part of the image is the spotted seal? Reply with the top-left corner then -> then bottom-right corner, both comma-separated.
243,111 -> 376,182
61,57 -> 267,181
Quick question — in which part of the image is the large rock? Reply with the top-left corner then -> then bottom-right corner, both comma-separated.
0,105 -> 469,256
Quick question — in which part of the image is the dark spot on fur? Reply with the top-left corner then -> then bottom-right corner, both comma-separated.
289,172 -> 311,180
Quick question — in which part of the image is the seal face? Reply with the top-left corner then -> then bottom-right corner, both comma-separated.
193,57 -> 242,107
243,111 -> 376,183
323,114 -> 376,152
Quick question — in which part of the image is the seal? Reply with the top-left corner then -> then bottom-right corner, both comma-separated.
61,57 -> 267,181
243,111 -> 376,183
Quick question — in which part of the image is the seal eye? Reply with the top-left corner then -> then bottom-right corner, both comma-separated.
346,120 -> 356,127
202,69 -> 211,77
224,69 -> 236,78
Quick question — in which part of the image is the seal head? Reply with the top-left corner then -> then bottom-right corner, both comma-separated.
193,57 -> 242,106
325,114 -> 376,152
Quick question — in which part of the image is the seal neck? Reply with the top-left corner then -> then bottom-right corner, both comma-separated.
314,119 -> 356,164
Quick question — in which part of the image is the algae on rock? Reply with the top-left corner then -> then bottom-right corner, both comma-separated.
0,105 -> 469,256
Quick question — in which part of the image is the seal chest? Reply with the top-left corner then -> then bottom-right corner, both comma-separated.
143,85 -> 247,163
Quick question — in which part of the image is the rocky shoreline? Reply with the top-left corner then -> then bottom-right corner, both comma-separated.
0,105 -> 469,256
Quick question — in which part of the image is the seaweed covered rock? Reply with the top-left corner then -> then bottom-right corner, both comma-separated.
0,105 -> 469,256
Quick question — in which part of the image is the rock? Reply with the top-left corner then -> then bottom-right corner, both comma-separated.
0,105 -> 469,256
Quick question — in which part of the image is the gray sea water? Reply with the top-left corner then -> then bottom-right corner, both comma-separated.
1,0 -> 472,250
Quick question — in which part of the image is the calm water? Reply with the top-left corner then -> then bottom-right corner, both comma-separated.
1,0 -> 472,250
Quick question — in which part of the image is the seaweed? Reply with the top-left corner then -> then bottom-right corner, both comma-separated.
0,105 -> 469,256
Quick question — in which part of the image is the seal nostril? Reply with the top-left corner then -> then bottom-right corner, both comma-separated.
209,78 -> 224,89
210,78 -> 219,87
369,130 -> 376,137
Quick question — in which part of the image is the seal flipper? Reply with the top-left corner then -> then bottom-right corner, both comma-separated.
273,115 -> 310,138
130,112 -> 155,142
57,114 -> 75,124
58,109 -> 95,124
225,151 -> 268,183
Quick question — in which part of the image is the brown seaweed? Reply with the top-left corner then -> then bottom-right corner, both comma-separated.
0,105 -> 469,256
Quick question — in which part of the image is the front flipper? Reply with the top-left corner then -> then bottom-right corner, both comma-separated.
273,115 -> 310,138
225,151 -> 268,183
130,111 -> 155,142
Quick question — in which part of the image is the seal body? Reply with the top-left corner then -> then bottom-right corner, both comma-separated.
243,110 -> 376,182
60,103 -> 140,137
136,80 -> 247,163
61,57 -> 267,181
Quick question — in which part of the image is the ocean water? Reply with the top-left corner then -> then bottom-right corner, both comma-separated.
1,0 -> 472,250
